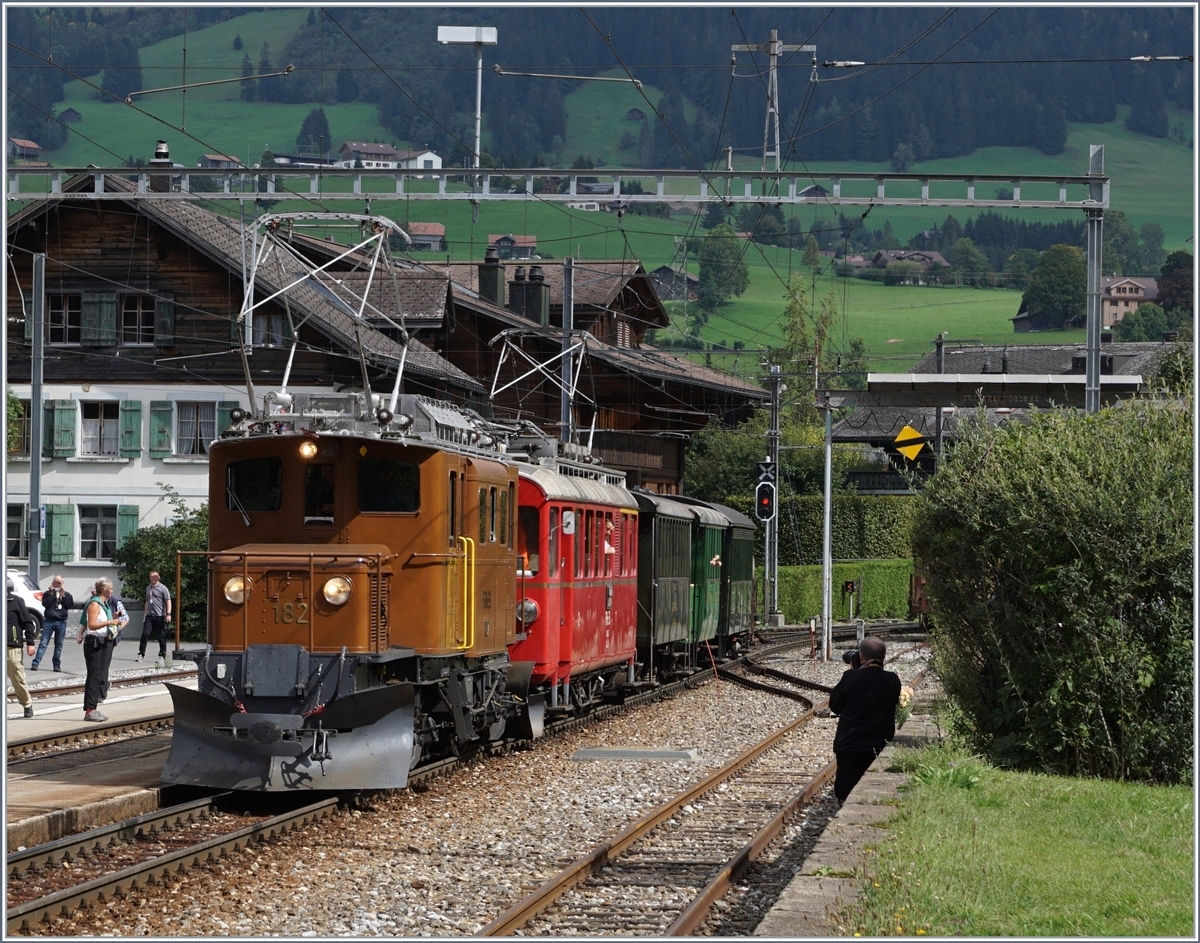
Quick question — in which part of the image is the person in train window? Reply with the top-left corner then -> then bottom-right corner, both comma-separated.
604,519 -> 616,555
305,465 -> 336,522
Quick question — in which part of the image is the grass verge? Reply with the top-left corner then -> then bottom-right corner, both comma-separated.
834,745 -> 1195,937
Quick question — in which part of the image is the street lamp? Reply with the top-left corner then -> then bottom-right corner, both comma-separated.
437,25 -> 498,170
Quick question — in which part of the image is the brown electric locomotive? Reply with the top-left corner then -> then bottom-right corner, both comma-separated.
162,392 -> 542,791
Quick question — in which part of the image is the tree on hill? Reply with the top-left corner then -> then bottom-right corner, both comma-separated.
803,235 -> 821,269
890,142 -> 915,172
296,107 -> 331,156
697,224 -> 749,309
1157,250 -> 1193,315
336,68 -> 359,103
233,34 -> 243,50
1125,66 -> 1169,138
239,53 -> 255,101
99,37 -> 142,102
948,237 -> 989,288
1022,244 -> 1086,326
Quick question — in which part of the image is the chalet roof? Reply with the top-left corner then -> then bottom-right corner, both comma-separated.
442,259 -> 670,329
201,153 -> 240,162
393,149 -> 437,160
340,141 -> 400,157
7,177 -> 481,392
872,249 -> 949,267
489,233 -> 538,246
407,222 -> 446,237
909,341 -> 1172,377
9,138 -> 40,149
1102,275 -> 1159,300
590,344 -> 767,400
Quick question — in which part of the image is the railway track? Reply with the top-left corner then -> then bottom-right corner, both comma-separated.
15,667 -> 198,702
479,661 -> 931,937
5,795 -> 343,935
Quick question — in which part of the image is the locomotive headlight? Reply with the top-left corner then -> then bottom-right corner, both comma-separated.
223,575 -> 250,604
516,598 -> 539,624
323,576 -> 353,606
298,440 -> 318,459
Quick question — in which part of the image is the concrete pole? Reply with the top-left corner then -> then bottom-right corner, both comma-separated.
933,332 -> 944,457
821,396 -> 833,660
473,43 -> 484,170
1085,145 -> 1105,415
560,258 -> 574,443
767,365 -> 781,621
27,254 -> 46,582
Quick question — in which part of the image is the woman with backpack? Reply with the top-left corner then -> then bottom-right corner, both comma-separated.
78,579 -> 120,722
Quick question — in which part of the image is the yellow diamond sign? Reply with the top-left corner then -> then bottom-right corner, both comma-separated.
894,424 -> 926,461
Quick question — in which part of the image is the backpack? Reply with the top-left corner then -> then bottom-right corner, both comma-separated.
78,596 -> 112,637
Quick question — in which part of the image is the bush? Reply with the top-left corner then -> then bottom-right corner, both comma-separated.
911,399 -> 1193,783
771,558 -> 914,623
726,494 -> 915,564
112,486 -> 209,642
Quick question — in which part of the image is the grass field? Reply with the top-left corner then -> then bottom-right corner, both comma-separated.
19,10 -> 1188,374
838,745 -> 1194,937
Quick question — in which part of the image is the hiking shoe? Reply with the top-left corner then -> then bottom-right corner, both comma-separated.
155,659 -> 167,670
30,663 -> 39,671
53,666 -> 62,672
23,705 -> 33,718
83,710 -> 108,722
135,653 -> 145,662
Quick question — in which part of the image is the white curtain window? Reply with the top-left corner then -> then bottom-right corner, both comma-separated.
178,402 -> 217,455
81,401 -> 119,455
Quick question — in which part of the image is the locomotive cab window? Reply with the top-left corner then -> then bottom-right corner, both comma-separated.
304,464 -> 336,524
358,457 -> 419,513
227,457 -> 282,512
519,506 -> 539,574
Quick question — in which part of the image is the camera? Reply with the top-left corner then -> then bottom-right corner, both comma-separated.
841,649 -> 862,669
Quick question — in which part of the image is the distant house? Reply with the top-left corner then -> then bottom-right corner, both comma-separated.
625,108 -> 646,121
578,181 -> 617,195
1101,275 -> 1158,327
8,138 -> 40,161
647,265 -> 698,302
566,201 -> 602,212
489,233 -> 537,260
871,249 -> 949,285
1013,275 -> 1160,333
198,153 -> 241,170
407,222 -> 446,252
60,108 -> 82,124
797,183 -> 829,199
392,149 -> 442,174
338,142 -> 401,168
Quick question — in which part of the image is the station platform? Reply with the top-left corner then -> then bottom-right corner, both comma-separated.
754,711 -> 944,936
5,664 -> 195,849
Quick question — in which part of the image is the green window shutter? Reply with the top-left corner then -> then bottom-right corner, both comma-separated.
119,400 -> 143,458
117,505 -> 140,549
81,292 -> 118,347
154,292 -> 175,347
149,400 -> 174,458
216,400 -> 241,435
44,400 -> 76,458
42,504 -> 74,563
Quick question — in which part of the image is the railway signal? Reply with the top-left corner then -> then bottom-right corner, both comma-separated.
755,481 -> 776,522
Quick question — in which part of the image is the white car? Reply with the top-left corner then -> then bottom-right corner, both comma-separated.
6,570 -> 44,634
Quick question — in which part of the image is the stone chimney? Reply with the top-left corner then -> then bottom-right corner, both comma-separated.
507,265 -> 550,326
479,246 -> 505,306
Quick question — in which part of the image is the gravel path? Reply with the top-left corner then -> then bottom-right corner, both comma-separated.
34,647 -> 929,938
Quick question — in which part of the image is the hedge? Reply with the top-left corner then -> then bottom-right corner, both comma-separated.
727,494 -> 915,564
761,558 -> 915,624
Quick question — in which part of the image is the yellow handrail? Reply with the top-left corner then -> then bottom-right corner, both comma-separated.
457,536 -> 476,651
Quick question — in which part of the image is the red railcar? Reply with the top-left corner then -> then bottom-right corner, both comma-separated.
512,462 -> 639,712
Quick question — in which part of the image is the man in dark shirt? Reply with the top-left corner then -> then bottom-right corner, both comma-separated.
33,574 -> 73,672
829,636 -> 902,804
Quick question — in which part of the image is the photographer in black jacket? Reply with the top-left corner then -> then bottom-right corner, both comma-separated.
829,636 -> 902,803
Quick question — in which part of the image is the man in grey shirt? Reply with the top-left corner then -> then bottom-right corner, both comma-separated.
138,571 -> 172,665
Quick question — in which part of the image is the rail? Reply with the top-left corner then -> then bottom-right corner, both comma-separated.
6,796 -> 341,934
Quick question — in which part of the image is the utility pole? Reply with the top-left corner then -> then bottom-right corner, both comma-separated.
27,254 -> 45,582
766,365 -> 782,625
820,391 -> 833,661
1085,145 -> 1105,415
933,332 -> 945,458
561,257 -> 574,444
732,31 -> 816,172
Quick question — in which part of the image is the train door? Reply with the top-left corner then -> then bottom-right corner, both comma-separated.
445,465 -> 463,650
